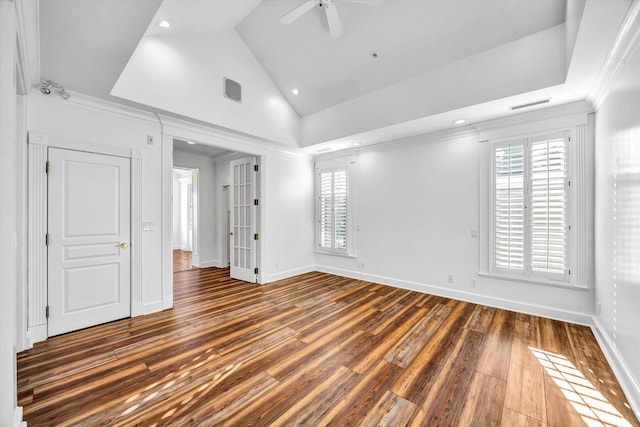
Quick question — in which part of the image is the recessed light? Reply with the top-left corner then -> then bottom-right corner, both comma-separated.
453,119 -> 466,125
186,140 -> 196,145
353,142 -> 362,146
157,20 -> 171,28
292,88 -> 299,95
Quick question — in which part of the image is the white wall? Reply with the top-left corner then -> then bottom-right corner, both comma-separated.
316,110 -> 595,322
262,151 -> 316,282
27,94 -> 165,308
171,171 -> 182,249
173,152 -> 216,266
594,39 -> 640,414
0,1 -> 20,423
112,30 -> 300,146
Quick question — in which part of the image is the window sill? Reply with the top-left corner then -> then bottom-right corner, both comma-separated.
477,272 -> 590,291
315,249 -> 356,259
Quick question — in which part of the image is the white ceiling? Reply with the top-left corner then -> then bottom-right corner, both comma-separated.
39,0 -> 162,98
237,0 -> 567,116
35,0 -> 633,151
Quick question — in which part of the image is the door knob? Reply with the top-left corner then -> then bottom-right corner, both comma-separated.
120,242 -> 129,249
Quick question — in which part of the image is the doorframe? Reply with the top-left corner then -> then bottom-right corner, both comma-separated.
26,131 -> 143,345
172,166 -> 200,266
160,126 -> 267,310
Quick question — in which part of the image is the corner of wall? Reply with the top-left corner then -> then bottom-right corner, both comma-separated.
591,316 -> 640,421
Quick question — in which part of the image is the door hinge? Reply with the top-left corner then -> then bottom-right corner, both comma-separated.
254,164 -> 259,172
254,199 -> 259,206
254,267 -> 259,274
568,180 -> 571,187
568,269 -> 571,276
254,233 -> 259,240
45,305 -> 50,318
45,161 -> 50,174
45,233 -> 49,246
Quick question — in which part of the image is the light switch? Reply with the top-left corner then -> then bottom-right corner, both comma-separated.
143,222 -> 155,231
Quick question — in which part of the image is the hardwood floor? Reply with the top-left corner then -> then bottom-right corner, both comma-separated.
173,249 -> 195,272
17,268 -> 639,426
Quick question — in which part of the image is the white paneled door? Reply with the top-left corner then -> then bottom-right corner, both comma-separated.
230,157 -> 257,283
47,148 -> 131,336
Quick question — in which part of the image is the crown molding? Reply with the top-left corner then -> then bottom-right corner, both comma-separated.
14,0 -> 40,92
587,0 -> 640,109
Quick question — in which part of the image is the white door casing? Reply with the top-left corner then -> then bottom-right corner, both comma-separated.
47,148 -> 131,336
230,157 -> 257,283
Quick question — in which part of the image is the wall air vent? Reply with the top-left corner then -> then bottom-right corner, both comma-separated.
509,98 -> 550,111
224,77 -> 242,103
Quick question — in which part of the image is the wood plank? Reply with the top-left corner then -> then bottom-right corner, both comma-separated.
458,372 -> 506,427
15,268 -> 639,427
504,313 -> 547,423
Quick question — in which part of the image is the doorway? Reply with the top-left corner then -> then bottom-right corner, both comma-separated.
172,167 -> 198,272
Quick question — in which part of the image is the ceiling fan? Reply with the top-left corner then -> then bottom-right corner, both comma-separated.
280,0 -> 383,39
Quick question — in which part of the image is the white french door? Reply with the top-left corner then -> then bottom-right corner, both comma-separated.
230,157 -> 257,283
47,148 -> 131,336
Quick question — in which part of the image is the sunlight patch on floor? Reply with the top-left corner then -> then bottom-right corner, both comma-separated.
530,347 -> 632,427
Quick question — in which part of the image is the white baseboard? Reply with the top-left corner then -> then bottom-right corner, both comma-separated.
14,406 -> 25,427
198,260 -> 218,268
591,317 -> 640,421
314,265 -> 594,326
264,265 -> 316,284
27,324 -> 47,346
163,293 -> 174,310
143,300 -> 164,315
131,302 -> 144,317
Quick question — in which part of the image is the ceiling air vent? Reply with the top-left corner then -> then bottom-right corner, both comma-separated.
224,77 -> 242,103
509,98 -> 550,111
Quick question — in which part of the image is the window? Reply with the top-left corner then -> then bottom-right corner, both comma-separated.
316,158 -> 355,256
492,132 -> 569,281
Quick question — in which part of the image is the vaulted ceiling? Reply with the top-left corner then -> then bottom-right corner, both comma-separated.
37,0 -> 634,150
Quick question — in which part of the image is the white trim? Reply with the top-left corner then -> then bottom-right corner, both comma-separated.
27,132 -> 144,344
315,127 -> 479,161
143,300 -> 164,315
14,0 -> 39,92
13,406 -> 25,427
588,0 -> 640,109
198,260 -> 219,268
591,316 -> 640,421
28,131 -> 133,158
26,325 -> 47,348
131,153 -> 143,316
31,88 -> 158,126
315,265 -> 594,326
160,114 -> 303,158
162,134 -> 174,308
264,265 -> 316,283
27,143 -> 47,332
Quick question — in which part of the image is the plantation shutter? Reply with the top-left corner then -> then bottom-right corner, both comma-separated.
530,137 -> 567,275
319,171 -> 333,249
318,167 -> 348,251
495,144 -> 525,271
333,169 -> 348,249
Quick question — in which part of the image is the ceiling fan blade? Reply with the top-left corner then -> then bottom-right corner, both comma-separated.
325,2 -> 343,38
280,0 -> 319,25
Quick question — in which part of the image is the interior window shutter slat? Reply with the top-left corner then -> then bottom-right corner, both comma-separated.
530,137 -> 567,275
494,144 -> 525,270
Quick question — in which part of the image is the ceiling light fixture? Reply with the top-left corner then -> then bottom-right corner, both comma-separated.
186,140 -> 196,145
157,20 -> 171,28
292,88 -> 299,95
453,119 -> 466,125
353,142 -> 362,146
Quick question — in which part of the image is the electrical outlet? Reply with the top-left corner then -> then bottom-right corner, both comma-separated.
471,229 -> 478,238
470,278 -> 476,287
447,275 -> 454,284
357,262 -> 365,269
